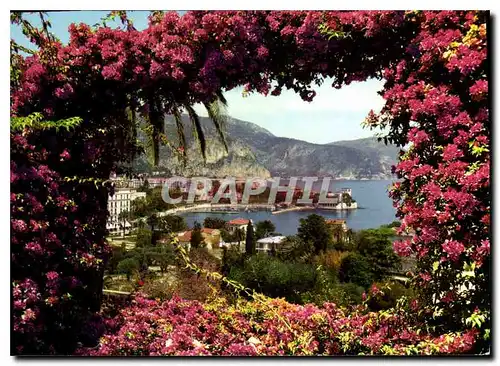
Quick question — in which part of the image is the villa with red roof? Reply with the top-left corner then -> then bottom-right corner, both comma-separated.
176,228 -> 221,250
227,218 -> 252,235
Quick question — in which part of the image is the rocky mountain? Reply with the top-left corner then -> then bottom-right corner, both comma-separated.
132,115 -> 400,179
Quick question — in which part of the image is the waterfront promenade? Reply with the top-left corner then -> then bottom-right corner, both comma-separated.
159,202 -> 358,216
159,203 -> 276,216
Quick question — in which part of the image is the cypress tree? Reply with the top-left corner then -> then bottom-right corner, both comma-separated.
245,221 -> 255,255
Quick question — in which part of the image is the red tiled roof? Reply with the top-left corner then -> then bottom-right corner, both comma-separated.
201,228 -> 218,234
228,218 -> 250,225
178,231 -> 192,242
177,228 -> 218,242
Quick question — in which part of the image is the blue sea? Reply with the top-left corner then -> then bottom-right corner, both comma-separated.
179,180 -> 398,235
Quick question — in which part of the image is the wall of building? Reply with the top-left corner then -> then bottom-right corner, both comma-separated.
107,188 -> 147,234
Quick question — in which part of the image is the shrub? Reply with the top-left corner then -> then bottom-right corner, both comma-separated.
302,278 -> 365,308
339,253 -> 374,289
141,278 -> 176,301
255,220 -> 276,239
203,217 -> 227,230
337,282 -> 366,305
117,258 -> 140,280
229,254 -> 317,303
298,214 -> 332,254
354,228 -> 401,282
313,250 -> 350,274
277,236 -> 315,262
79,294 -> 479,356
222,246 -> 244,275
135,228 -> 153,248
245,221 -> 255,255
147,245 -> 176,274
176,249 -> 221,302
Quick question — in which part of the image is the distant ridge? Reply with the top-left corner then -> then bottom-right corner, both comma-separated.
131,115 -> 401,179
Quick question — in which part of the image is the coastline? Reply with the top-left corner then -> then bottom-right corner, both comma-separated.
159,202 -> 359,216
159,203 -> 275,215
272,206 -> 314,215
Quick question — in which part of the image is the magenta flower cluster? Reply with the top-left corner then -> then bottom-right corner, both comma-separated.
11,10 -> 489,354
78,293 -> 478,356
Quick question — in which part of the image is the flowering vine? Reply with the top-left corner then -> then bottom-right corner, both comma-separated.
11,10 -> 489,354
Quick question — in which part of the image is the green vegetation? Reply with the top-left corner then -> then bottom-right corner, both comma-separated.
135,227 -> 153,248
229,253 -> 318,303
297,214 -> 332,254
338,253 -> 374,288
130,187 -> 175,219
203,217 -> 228,230
190,222 -> 204,248
354,228 -> 401,281
341,192 -> 355,207
117,257 -> 140,280
222,217 -> 408,308
277,236 -> 314,262
255,220 -> 276,239
381,220 -> 401,228
162,214 -> 188,233
367,281 -> 415,311
137,179 -> 150,193
245,221 -> 255,255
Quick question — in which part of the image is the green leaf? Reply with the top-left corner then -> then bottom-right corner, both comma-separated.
11,114 -> 82,132
484,329 -> 490,340
432,261 -> 439,272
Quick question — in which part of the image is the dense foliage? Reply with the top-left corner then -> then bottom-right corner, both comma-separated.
78,291 -> 478,356
354,228 -> 402,281
130,187 -> 174,218
339,253 -> 374,289
226,225 -> 407,307
11,10 -> 489,354
11,116 -> 112,354
255,220 -> 276,239
297,214 -> 332,254
203,217 -> 228,230
245,221 -> 255,255
229,254 -> 318,303
190,222 -> 204,248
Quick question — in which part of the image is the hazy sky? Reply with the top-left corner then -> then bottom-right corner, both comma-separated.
11,11 -> 387,144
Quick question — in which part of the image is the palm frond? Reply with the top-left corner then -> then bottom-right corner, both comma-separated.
139,115 -> 156,166
146,97 -> 165,166
172,105 -> 187,166
203,98 -> 229,154
185,104 -> 207,162
216,90 -> 228,106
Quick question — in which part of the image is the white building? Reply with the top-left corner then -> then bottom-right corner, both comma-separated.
256,236 -> 287,253
317,188 -> 357,210
107,188 -> 147,235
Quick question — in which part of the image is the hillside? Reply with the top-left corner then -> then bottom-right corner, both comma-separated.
131,115 -> 400,179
